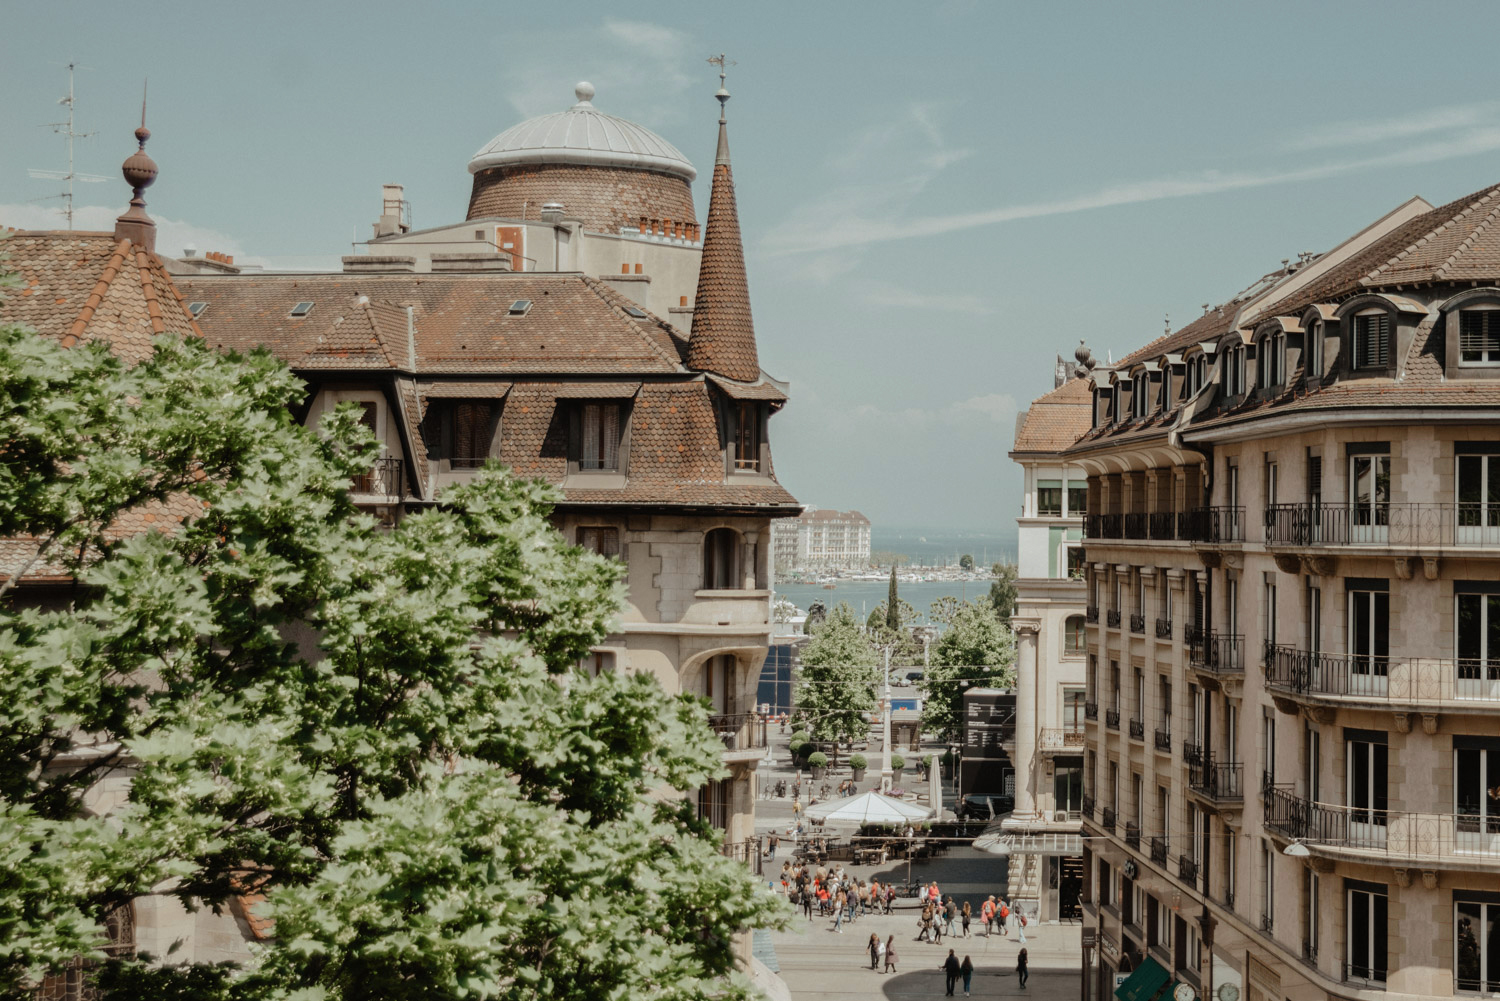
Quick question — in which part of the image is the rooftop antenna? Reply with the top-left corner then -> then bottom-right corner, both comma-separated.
28,62 -> 107,229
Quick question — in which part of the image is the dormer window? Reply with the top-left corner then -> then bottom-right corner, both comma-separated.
1308,320 -> 1324,378
1460,308 -> 1500,365
1353,310 -> 1390,369
1132,373 -> 1150,418
580,403 -> 622,471
1223,345 -> 1247,396
1259,333 -> 1286,389
732,401 -> 763,472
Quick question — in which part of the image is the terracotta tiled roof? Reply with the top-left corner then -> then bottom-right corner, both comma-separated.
1011,376 -> 1094,453
181,272 -> 685,375
707,374 -> 788,403
419,381 -> 512,399
1259,183 -> 1500,318
1114,307 -> 1237,370
301,297 -> 409,369
686,122 -> 761,383
0,230 -> 202,362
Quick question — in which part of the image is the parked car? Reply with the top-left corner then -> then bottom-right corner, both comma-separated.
891,669 -> 924,687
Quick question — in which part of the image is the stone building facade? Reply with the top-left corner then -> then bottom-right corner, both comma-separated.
1074,180 -> 1500,1001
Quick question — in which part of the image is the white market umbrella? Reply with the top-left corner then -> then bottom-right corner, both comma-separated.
804,790 -> 935,825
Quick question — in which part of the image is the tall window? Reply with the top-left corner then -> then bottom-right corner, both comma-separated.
1349,448 -> 1391,542
1346,881 -> 1388,984
1259,332 -> 1286,388
1456,898 -> 1500,994
451,401 -> 498,468
1346,732 -> 1389,847
1354,311 -> 1390,369
1455,743 -> 1500,848
1303,724 -> 1321,801
702,528 -> 742,590
1461,308 -> 1500,365
1303,869 -> 1321,960
1308,319 -> 1324,377
1263,710 -> 1277,785
1261,841 -> 1275,930
1067,482 -> 1088,517
733,401 -> 762,471
1037,480 -> 1063,516
1457,590 -> 1500,694
580,403 -> 622,471
1064,615 -> 1086,654
1457,452 -> 1500,544
1348,583 -> 1390,693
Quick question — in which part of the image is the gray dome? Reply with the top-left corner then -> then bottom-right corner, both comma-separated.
468,82 -> 697,181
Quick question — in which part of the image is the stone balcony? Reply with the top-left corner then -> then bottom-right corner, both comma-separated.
1264,643 -> 1500,720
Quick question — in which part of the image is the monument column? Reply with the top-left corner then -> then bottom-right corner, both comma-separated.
1011,617 -> 1041,820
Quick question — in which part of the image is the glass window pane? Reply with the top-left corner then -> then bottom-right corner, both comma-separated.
1458,902 -> 1483,991
1460,594 -> 1483,665
1458,748 -> 1483,817
1486,904 -> 1500,992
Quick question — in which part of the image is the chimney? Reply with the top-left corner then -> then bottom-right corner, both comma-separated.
373,184 -> 410,238
540,201 -> 564,223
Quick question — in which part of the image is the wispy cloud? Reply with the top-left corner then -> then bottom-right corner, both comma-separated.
771,122 -> 1500,257
862,286 -> 993,314
1284,102 -> 1500,151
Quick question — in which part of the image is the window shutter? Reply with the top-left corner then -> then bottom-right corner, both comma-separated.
1358,314 -> 1389,367
1308,456 -> 1322,500
1461,311 -> 1500,361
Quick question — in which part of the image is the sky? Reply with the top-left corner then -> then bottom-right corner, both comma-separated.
5,2 -> 1500,529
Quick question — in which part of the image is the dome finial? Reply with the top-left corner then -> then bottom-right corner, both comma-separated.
573,81 -> 595,107
707,53 -> 735,123
115,79 -> 158,252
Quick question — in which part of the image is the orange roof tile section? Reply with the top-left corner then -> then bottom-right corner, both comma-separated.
686,121 -> 761,383
1012,377 -> 1094,453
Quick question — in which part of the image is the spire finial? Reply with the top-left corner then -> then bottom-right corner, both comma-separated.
707,53 -> 734,122
115,80 -> 158,252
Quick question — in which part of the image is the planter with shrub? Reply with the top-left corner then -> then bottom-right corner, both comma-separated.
849,753 -> 867,782
890,754 -> 906,772
808,751 -> 828,780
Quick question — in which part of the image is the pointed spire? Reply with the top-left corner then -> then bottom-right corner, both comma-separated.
688,57 -> 761,383
114,82 -> 157,251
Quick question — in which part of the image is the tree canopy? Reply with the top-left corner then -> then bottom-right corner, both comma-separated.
988,561 -> 1019,624
0,320 -> 782,1000
793,603 -> 879,756
921,600 -> 1016,740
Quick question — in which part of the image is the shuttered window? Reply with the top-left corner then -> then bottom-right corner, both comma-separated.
452,402 -> 497,468
1461,309 -> 1500,364
734,401 -> 761,470
1354,313 -> 1389,368
580,403 -> 621,471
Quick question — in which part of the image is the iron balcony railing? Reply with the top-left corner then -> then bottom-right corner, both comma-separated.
1181,506 -> 1246,543
1184,623 -> 1205,648
709,713 -> 769,752
1155,617 -> 1173,639
721,837 -> 764,875
1189,632 -> 1245,674
1342,962 -> 1387,988
352,456 -> 405,498
1183,741 -> 1203,767
1129,613 -> 1146,634
1124,513 -> 1149,540
1266,501 -> 1500,548
1190,760 -> 1244,802
1082,793 -> 1096,820
1086,513 -> 1124,539
1084,700 -> 1099,721
1265,788 -> 1500,864
1105,708 -> 1121,730
1107,609 -> 1122,628
1086,605 -> 1100,623
1265,643 -> 1500,706
1039,726 -> 1087,751
1102,806 -> 1117,831
1178,854 -> 1199,887
1302,938 -> 1318,963
1125,821 -> 1141,850
1153,723 -> 1172,752
1150,835 -> 1169,866
1148,512 -> 1178,540
1128,717 -> 1145,740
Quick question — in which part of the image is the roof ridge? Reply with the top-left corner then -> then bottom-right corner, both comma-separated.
579,276 -> 682,368
150,249 -> 205,338
134,248 -> 167,337
63,238 -> 132,348
1435,198 -> 1500,279
1366,184 -> 1500,284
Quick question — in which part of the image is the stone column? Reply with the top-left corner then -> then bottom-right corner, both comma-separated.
1012,618 -> 1041,820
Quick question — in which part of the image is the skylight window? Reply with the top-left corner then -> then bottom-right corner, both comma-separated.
623,306 -> 647,319
290,301 -> 315,317
186,301 -> 208,318
509,300 -> 532,315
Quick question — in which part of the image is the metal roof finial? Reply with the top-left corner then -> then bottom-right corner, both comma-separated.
114,79 -> 158,251
707,53 -> 734,123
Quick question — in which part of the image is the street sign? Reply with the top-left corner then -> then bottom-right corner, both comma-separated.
1082,927 -> 1097,948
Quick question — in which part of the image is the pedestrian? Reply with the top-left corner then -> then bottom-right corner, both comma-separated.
944,897 -> 957,938
980,896 -> 996,936
884,935 -> 899,974
960,954 -> 974,996
768,832 -> 778,860
942,949 -> 961,996
961,900 -> 972,937
918,903 -> 934,942
868,933 -> 881,970
1016,909 -> 1027,945
1017,947 -> 1029,988
884,882 -> 896,914
802,885 -> 813,920
998,897 -> 1009,938
833,889 -> 847,932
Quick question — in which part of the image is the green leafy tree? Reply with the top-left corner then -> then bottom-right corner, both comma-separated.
794,603 -> 878,764
959,553 -> 974,571
803,599 -> 827,634
0,320 -> 782,1000
989,560 -> 1020,624
921,600 -> 1016,740
885,566 -> 900,631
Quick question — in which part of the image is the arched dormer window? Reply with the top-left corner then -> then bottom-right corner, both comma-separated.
703,527 -> 743,590
1132,372 -> 1150,418
1222,344 -> 1247,397
1257,331 -> 1287,389
1307,319 -> 1324,378
1438,289 -> 1500,376
1352,307 -> 1390,370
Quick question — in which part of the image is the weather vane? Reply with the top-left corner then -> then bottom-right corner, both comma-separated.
707,53 -> 735,120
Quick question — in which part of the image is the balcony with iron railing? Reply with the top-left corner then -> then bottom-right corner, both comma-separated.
1039,726 -> 1087,753
1153,721 -> 1172,752
1105,708 -> 1121,730
1129,613 -> 1146,634
1082,793 -> 1096,821
1262,784 -> 1500,870
1148,511 -> 1179,541
1266,501 -> 1500,549
721,837 -> 764,875
1155,617 -> 1173,640
1086,513 -> 1124,539
1181,506 -> 1246,544
1188,632 -> 1245,675
1265,643 -> 1500,712
1189,760 -> 1244,804
709,713 -> 770,762
1107,609 -> 1122,628
1128,716 -> 1145,741
1124,513 -> 1148,540
1102,807 -> 1117,832
1149,835 -> 1169,866
351,455 -> 406,500
1125,821 -> 1141,850
1084,700 -> 1099,721
1178,854 -> 1199,887
1182,741 -> 1203,767
1086,605 -> 1100,623
1342,962 -> 1387,990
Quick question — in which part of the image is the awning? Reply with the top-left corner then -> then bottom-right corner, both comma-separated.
1114,957 -> 1174,1001
553,382 -> 642,399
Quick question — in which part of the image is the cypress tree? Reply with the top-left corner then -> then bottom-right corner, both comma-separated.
886,565 -> 900,632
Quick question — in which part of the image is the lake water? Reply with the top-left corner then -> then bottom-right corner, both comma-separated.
773,579 -> 995,623
869,527 -> 1016,568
